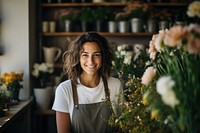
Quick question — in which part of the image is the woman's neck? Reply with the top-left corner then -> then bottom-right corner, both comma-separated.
80,73 -> 100,88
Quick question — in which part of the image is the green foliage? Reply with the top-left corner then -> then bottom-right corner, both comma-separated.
92,7 -> 106,21
79,7 -> 94,23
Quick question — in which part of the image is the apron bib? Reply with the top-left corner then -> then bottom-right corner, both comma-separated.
70,79 -> 115,133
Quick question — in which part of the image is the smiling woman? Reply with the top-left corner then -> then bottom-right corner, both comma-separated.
52,32 -> 123,133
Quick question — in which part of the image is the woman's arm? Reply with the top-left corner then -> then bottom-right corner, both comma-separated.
56,111 -> 71,133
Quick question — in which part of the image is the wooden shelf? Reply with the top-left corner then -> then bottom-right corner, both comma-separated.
42,32 -> 155,37
41,2 -> 188,7
35,110 -> 55,115
42,2 -> 126,7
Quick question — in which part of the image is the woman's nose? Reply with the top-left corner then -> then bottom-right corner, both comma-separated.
87,56 -> 94,63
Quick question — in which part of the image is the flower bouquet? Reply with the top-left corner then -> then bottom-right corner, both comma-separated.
0,71 -> 24,102
32,63 -> 54,88
142,24 -> 200,133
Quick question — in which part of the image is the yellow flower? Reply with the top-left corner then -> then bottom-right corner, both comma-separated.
142,91 -> 150,106
151,109 -> 159,120
0,71 -> 24,90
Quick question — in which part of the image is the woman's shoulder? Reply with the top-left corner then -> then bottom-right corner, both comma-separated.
56,79 -> 72,92
59,79 -> 71,86
108,76 -> 121,83
107,76 -> 122,87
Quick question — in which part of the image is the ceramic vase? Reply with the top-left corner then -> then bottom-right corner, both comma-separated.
34,87 -> 53,111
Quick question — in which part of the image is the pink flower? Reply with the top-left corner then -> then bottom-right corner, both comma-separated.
149,40 -> 157,60
164,25 -> 187,47
154,30 -> 167,52
141,66 -> 156,85
186,35 -> 200,55
186,24 -> 200,55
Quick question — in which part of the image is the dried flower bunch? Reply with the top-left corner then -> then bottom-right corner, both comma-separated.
0,71 -> 24,91
108,77 -> 170,133
142,24 -> 200,133
123,1 -> 149,19
59,8 -> 80,22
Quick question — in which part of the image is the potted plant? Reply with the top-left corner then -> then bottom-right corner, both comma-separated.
32,62 -> 54,111
59,8 -> 80,32
0,90 -> 9,117
79,7 -> 94,32
92,7 -> 107,32
146,10 -> 160,33
115,12 -> 129,33
0,71 -> 24,102
106,9 -> 118,33
157,10 -> 172,30
124,1 -> 149,32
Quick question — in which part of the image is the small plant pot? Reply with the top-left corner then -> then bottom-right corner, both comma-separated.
130,18 -> 143,33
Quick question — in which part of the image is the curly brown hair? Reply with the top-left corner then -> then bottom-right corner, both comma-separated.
63,32 -> 113,82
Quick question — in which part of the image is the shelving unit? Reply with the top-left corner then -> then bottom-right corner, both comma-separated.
42,32 -> 155,37
37,0 -> 189,72
33,1 -> 189,132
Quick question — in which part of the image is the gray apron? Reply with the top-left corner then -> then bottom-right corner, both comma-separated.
70,79 -> 115,133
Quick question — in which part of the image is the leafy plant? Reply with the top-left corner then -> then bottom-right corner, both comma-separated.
79,7 -> 94,23
92,7 -> 106,21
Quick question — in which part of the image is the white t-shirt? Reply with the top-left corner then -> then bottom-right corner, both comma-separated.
52,77 -> 123,121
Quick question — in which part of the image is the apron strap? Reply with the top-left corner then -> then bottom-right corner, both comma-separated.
102,76 -> 111,102
71,80 -> 79,109
71,77 -> 110,109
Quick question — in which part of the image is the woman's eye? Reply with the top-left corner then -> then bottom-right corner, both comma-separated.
82,54 -> 88,57
94,53 -> 101,56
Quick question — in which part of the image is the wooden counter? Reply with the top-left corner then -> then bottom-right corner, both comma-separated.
0,98 -> 33,133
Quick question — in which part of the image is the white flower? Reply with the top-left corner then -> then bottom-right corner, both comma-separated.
32,63 -> 54,78
156,76 -> 175,95
123,51 -> 134,65
156,76 -> 179,108
161,89 -> 179,109
187,1 -> 200,18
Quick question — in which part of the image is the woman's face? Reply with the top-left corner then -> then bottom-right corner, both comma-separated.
80,42 -> 102,76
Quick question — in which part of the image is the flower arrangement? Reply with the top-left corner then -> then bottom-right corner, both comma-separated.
123,1 -> 149,19
142,24 -> 200,133
32,63 -> 54,88
112,44 -> 149,81
0,71 -> 24,91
